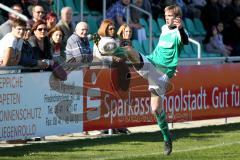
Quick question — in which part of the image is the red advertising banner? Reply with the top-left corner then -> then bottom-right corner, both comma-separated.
166,63 -> 240,122
83,69 -> 153,131
83,63 -> 240,131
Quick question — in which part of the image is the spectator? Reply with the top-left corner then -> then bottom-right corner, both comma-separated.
39,0 -> 54,13
94,21 -> 142,134
48,26 -> 65,64
29,20 -> 52,68
57,7 -> 74,49
19,0 -> 33,19
106,0 -> 130,28
93,19 -> 120,64
184,0 -> 202,18
137,0 -> 152,14
130,0 -> 147,43
46,11 -> 58,31
192,0 -> 207,10
143,0 -> 152,12
19,22 -> 48,70
232,0 -> 240,17
149,0 -> 166,19
0,0 -> 21,19
218,0 -> 235,28
93,19 -> 127,134
28,4 -> 45,26
204,23 -> 232,56
117,23 -> 133,47
107,0 -> 147,43
0,19 -> 26,74
117,23 -> 145,75
175,0 -> 198,18
93,20 -> 141,67
115,23 -> 144,134
201,0 -> 221,33
223,15 -> 240,56
0,4 -> 23,39
65,22 -> 92,64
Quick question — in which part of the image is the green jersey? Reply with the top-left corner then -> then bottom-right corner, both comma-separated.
147,25 -> 184,78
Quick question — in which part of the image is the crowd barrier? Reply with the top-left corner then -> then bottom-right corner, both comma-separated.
0,61 -> 240,140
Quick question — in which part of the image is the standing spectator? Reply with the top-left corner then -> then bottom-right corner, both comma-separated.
0,4 -> 23,39
27,4 -> 45,27
48,26 -> 65,64
30,20 -> 52,67
65,22 -> 92,64
46,11 -> 58,31
115,23 -> 142,134
0,19 -> 26,74
117,23 -> 133,47
57,7 -> 74,49
19,22 -> 48,70
31,4 -> 45,22
93,20 -> 130,134
93,20 -> 141,67
117,23 -> 142,65
93,19 -> 125,65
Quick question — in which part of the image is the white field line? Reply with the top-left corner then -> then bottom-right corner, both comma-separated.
95,141 -> 240,160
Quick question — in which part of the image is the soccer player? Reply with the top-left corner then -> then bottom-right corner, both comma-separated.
93,5 -> 188,155
141,5 -> 189,155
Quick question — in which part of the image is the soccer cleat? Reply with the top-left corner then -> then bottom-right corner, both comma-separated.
164,140 -> 172,155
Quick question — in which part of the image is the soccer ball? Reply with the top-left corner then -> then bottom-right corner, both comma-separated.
98,37 -> 118,56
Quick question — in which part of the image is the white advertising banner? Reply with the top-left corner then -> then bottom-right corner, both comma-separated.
0,71 -> 84,140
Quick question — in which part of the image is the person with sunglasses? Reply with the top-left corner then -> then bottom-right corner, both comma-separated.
29,20 -> 52,69
93,19 -> 132,135
93,19 -> 122,65
19,22 -> 48,71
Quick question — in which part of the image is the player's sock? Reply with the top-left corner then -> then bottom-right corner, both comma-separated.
155,110 -> 171,142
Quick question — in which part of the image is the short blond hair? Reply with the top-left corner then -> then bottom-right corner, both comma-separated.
164,5 -> 182,18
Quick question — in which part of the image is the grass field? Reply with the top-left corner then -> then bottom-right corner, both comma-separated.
0,123 -> 240,160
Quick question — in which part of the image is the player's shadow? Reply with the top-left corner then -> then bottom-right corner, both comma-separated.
0,122 -> 240,157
